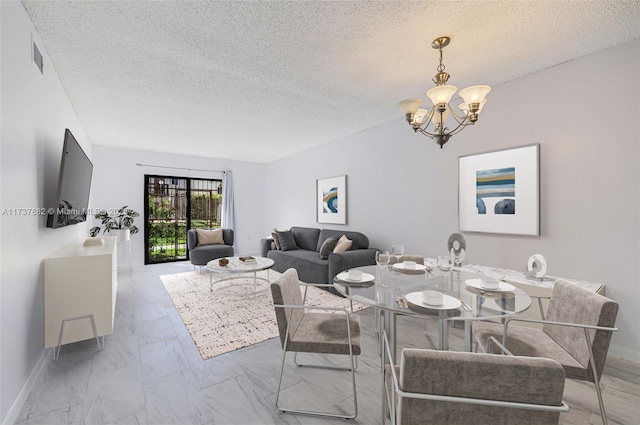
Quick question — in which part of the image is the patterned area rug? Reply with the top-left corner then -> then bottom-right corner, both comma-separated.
160,269 -> 366,360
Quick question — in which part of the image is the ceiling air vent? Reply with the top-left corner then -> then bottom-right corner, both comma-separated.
32,39 -> 43,74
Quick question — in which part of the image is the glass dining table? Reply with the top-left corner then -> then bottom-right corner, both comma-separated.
333,262 -> 532,361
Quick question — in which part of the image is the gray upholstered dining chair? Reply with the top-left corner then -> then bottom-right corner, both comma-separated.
473,280 -> 618,425
382,331 -> 568,425
270,268 -> 361,419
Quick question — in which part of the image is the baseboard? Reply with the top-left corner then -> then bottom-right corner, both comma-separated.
2,348 -> 50,425
608,343 -> 640,364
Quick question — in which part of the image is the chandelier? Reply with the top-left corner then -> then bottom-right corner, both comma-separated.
398,36 -> 491,148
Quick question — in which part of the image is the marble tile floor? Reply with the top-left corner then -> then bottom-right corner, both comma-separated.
14,261 -> 640,425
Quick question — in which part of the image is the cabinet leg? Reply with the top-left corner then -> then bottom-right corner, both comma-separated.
53,314 -> 102,362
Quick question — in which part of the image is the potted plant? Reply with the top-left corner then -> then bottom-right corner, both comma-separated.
89,205 -> 140,241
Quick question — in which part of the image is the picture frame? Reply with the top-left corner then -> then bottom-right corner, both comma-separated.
458,144 -> 539,236
316,175 -> 347,225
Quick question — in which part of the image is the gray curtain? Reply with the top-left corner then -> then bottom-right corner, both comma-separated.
221,170 -> 235,232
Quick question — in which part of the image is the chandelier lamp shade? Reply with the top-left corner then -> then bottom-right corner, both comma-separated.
398,36 -> 491,148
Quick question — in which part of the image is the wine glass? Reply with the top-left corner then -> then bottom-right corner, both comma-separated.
391,244 -> 404,263
376,250 -> 390,268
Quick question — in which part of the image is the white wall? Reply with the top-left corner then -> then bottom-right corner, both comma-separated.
265,39 -> 640,361
0,1 -> 93,421
90,146 -> 267,264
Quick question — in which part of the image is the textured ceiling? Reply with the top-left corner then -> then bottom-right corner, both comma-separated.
21,1 -> 640,163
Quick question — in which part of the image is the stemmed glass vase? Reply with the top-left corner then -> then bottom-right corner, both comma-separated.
375,251 -> 390,289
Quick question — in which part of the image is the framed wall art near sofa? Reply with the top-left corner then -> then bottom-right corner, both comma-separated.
459,144 -> 539,236
316,175 -> 347,225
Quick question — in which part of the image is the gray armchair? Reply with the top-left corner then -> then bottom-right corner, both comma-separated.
473,280 -> 618,425
382,331 -> 568,425
187,228 -> 234,266
270,268 -> 361,419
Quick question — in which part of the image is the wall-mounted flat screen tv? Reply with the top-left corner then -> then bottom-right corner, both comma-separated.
46,129 -> 93,228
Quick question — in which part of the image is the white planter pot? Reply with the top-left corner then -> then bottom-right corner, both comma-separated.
110,228 -> 131,242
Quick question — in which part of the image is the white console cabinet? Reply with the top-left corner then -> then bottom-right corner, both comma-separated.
44,237 -> 117,349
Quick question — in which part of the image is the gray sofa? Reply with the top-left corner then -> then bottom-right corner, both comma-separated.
260,226 -> 376,291
187,228 -> 235,266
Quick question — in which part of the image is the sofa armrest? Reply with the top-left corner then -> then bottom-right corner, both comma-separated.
260,238 -> 275,257
328,248 -> 377,283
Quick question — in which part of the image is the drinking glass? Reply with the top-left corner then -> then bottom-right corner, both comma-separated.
437,255 -> 453,272
391,244 -> 404,263
437,254 -> 453,292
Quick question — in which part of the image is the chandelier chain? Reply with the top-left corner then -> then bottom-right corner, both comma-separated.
437,47 -> 445,73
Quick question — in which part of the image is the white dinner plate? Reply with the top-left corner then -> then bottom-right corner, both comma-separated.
336,271 -> 375,283
392,263 -> 428,272
465,279 -> 515,292
405,291 -> 462,310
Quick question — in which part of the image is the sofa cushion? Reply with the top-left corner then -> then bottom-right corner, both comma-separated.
189,244 -> 234,266
196,228 -> 224,245
276,230 -> 298,251
319,236 -> 339,260
291,227 -> 321,251
333,235 -> 353,253
271,229 -> 282,250
316,229 -> 369,251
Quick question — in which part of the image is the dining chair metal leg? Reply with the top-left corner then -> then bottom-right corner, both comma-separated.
276,351 -> 358,419
293,351 -> 358,371
274,307 -> 358,419
584,327 -> 608,425
375,306 -> 384,355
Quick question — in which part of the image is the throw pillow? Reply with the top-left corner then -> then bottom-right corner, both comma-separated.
319,236 -> 339,260
276,230 -> 298,251
271,228 -> 282,250
333,234 -> 353,253
196,228 -> 224,246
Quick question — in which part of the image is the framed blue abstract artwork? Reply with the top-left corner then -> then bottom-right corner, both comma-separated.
316,175 -> 347,224
459,144 -> 539,235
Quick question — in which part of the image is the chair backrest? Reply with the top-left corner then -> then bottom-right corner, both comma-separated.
398,349 -> 566,425
388,255 -> 425,265
270,268 -> 305,349
543,280 -> 618,381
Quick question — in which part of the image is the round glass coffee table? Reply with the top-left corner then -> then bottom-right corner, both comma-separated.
206,256 -> 275,296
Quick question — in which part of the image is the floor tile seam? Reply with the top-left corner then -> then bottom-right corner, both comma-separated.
198,375 -> 269,420
133,316 -> 181,336
15,399 -> 81,423
104,409 -> 147,425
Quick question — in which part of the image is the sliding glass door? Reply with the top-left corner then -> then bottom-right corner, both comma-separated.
144,175 -> 222,264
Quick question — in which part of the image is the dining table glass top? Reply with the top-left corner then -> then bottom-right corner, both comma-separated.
333,264 -> 532,321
